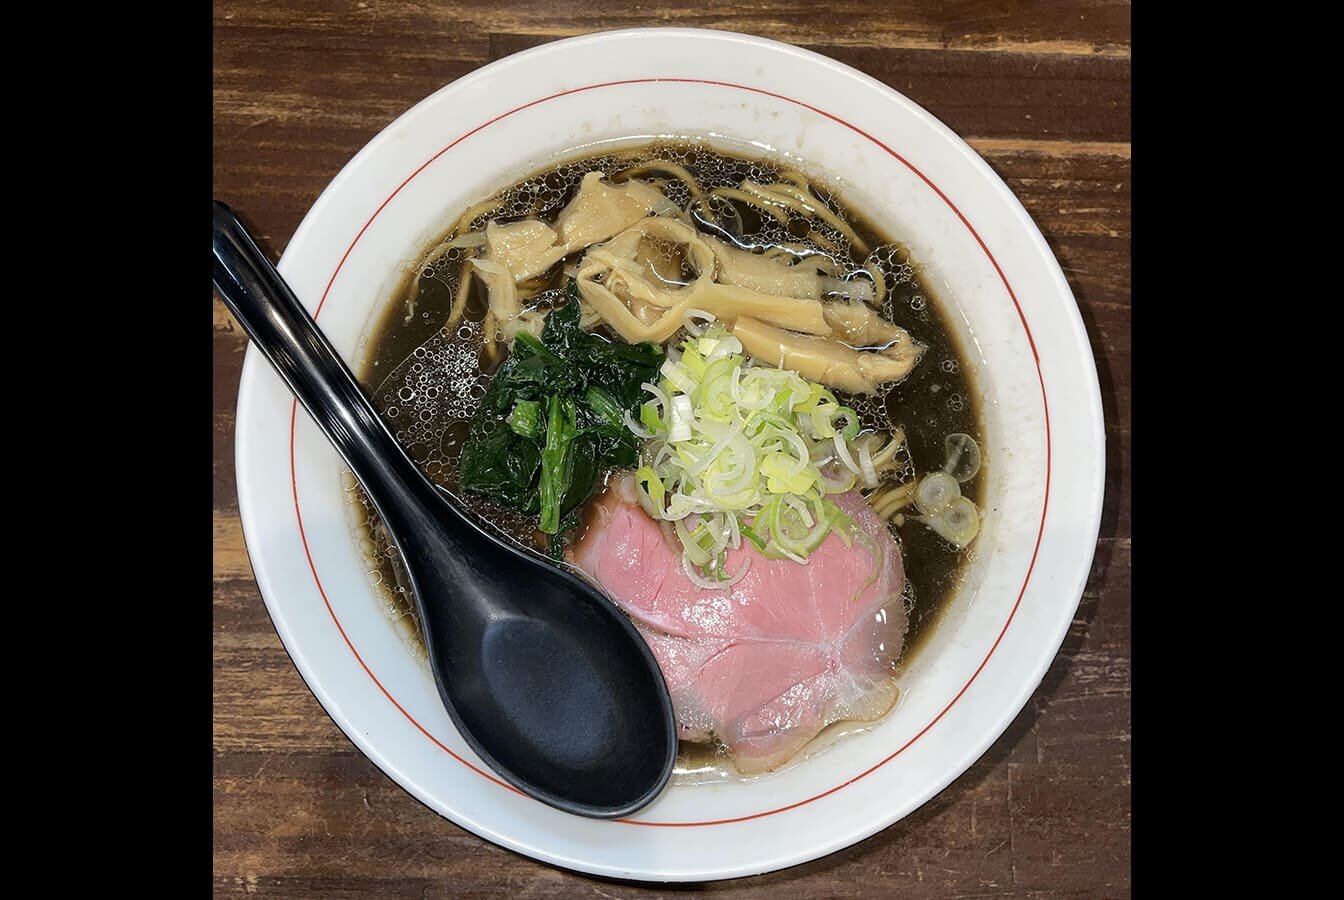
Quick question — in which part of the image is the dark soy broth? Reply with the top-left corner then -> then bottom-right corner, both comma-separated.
345,141 -> 986,778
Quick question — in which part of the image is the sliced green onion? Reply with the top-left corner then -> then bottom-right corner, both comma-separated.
943,433 -> 982,483
832,406 -> 861,440
681,308 -> 716,336
635,466 -> 666,518
738,515 -> 767,551
857,438 -> 878,488
660,358 -> 696,394
679,345 -> 708,378
673,516 -> 712,566
624,408 -> 652,438
927,496 -> 980,548
668,395 -> 693,442
624,323 -> 904,584
914,471 -> 960,514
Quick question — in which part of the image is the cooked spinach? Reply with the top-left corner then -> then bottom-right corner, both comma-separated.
458,283 -> 664,534
507,399 -> 542,439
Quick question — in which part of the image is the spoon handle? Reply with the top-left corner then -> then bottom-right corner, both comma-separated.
211,201 -> 444,534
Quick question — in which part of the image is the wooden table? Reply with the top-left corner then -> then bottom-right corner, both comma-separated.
213,4 -> 1130,895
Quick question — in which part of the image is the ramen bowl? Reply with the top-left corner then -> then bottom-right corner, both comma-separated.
233,27 -> 1104,881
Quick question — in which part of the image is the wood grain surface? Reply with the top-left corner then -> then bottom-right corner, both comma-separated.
213,3 -> 1131,895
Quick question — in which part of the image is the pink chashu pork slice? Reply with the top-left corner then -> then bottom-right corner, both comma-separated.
568,474 -> 907,774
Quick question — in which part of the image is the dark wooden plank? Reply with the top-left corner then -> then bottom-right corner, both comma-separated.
1007,763 -> 1130,895
212,514 -> 250,584
213,647 -> 354,755
212,745 -> 1021,895
214,320 -> 246,515
214,4 -> 1130,894
945,0 -> 1131,52
214,0 -> 1131,55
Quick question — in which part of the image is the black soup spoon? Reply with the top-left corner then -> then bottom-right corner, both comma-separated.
213,201 -> 677,818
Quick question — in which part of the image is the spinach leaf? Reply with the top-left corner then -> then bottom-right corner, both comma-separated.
457,280 -> 665,539
561,435 -> 600,515
482,338 -> 573,412
457,425 -> 542,511
507,399 -> 543,439
538,396 -> 577,534
583,385 -> 624,428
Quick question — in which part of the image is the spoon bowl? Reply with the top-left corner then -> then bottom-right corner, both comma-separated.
212,200 -> 677,817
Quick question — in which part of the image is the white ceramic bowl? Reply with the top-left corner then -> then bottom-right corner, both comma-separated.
234,28 -> 1105,882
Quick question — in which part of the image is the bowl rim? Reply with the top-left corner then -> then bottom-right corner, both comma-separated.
233,25 -> 1106,880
